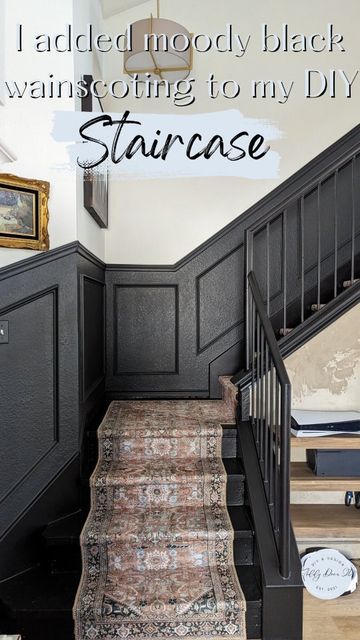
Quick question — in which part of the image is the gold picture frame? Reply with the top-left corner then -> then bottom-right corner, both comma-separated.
0,173 -> 50,250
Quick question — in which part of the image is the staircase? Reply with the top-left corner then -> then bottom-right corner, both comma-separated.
1,128 -> 359,640
0,384 -> 265,640
232,126 -> 360,573
272,275 -> 360,558
0,511 -> 84,639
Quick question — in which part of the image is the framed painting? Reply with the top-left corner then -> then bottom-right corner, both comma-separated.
82,74 -> 108,229
0,173 -> 49,250
84,167 -> 108,229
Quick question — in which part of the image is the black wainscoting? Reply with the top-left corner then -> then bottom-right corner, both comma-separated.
0,243 -> 105,580
0,123 -> 359,579
106,125 -> 360,399
105,243 -> 244,399
78,248 -> 107,504
78,247 -> 106,436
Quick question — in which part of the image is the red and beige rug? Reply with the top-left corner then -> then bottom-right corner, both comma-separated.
74,400 -> 246,640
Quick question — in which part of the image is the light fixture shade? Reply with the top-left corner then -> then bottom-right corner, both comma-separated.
124,18 -> 192,83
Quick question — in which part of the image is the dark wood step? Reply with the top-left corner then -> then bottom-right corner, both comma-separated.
224,458 -> 245,506
228,506 -> 255,565
43,506 -> 253,573
236,564 -> 262,639
222,423 -> 237,458
0,568 -> 78,640
0,563 -> 262,640
43,511 -> 84,574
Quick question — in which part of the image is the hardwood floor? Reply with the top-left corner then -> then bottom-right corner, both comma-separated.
291,435 -> 360,449
291,504 -> 360,538
303,561 -> 360,640
291,462 -> 360,491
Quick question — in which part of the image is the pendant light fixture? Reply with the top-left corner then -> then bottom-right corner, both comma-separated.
124,0 -> 193,83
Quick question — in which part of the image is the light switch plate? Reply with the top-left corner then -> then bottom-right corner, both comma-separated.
0,320 -> 9,344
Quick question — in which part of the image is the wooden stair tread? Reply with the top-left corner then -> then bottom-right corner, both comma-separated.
291,434 -> 360,449
291,462 -> 360,490
291,504 -> 360,538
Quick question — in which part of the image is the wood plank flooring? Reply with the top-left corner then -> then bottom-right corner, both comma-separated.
291,462 -> 360,491
291,504 -> 360,538
303,561 -> 360,640
291,435 -> 360,449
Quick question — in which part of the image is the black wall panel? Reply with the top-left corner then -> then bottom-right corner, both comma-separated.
106,246 -> 246,398
0,249 -> 80,547
197,246 -> 243,353
0,243 -> 105,579
78,252 -> 106,461
0,288 -> 58,505
81,276 -> 105,399
114,285 -> 178,375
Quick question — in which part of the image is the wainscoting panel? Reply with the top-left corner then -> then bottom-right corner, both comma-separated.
114,285 -> 179,375
81,276 -> 105,400
77,250 -> 106,503
106,242 -> 246,398
0,248 -> 80,545
0,244 -> 106,578
0,288 -> 58,505
197,245 -> 243,353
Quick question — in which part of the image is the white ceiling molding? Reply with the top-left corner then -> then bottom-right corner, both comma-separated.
100,0 -> 152,19
0,140 -> 16,164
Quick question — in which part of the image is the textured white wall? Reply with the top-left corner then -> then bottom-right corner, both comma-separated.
286,304 -> 360,411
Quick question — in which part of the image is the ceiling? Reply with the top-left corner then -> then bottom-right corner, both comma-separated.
100,0 -> 151,18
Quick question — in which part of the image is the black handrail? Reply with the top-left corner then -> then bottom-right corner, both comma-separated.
243,270 -> 291,579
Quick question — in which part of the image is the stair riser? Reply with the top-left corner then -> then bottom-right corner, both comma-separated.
3,609 -> 262,640
291,491 -> 352,504
46,545 -> 82,574
246,602 -> 262,639
222,436 -> 237,458
89,474 -> 244,504
234,537 -> 254,565
227,476 -> 244,506
86,431 -> 238,465
47,540 -> 254,577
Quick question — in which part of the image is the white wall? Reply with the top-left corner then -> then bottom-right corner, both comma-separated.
0,0 -> 77,268
1,0 -> 358,268
0,0 -> 105,268
74,0 -> 106,261
101,0 -> 360,264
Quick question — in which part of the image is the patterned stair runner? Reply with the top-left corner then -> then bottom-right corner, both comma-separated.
74,400 -> 246,640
